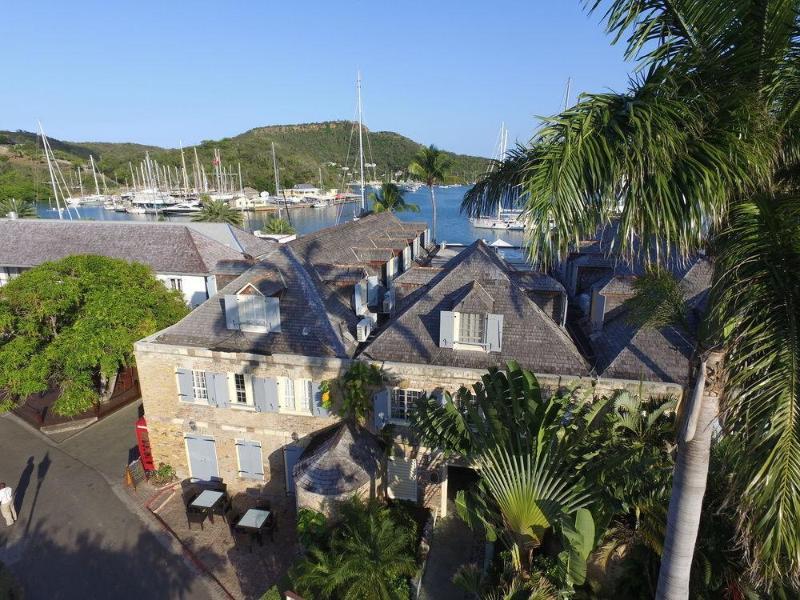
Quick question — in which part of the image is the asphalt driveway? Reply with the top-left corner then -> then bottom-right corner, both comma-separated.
0,405 -> 217,600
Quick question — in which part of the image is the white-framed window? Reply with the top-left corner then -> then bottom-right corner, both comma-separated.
280,377 -> 312,413
282,377 -> 295,411
0,267 -> 22,286
234,374 -> 248,404
459,312 -> 487,346
238,295 -> 267,329
192,370 -> 208,402
390,388 -> 423,421
169,277 -> 183,291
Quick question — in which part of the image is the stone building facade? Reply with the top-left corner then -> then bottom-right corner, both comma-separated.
134,212 -> 706,516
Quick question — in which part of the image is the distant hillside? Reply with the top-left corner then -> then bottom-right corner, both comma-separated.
0,122 -> 488,201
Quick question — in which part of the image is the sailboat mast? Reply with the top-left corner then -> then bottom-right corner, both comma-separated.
356,71 -> 366,213
90,155 -> 101,196
271,142 -> 281,197
180,142 -> 189,196
238,162 -> 243,195
39,123 -> 64,220
563,77 -> 572,111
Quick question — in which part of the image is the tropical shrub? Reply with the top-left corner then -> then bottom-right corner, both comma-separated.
290,496 -> 418,600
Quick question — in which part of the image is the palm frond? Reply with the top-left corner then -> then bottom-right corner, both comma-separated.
712,193 -> 800,587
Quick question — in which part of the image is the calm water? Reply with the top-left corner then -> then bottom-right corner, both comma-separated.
36,185 -> 527,247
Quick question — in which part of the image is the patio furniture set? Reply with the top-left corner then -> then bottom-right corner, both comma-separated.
182,480 -> 277,553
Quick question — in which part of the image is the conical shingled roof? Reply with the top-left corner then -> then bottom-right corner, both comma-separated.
293,422 -> 384,495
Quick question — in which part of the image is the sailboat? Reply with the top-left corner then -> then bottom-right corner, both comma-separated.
469,122 -> 524,231
38,122 -> 80,220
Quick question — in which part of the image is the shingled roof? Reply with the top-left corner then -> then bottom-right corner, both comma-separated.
592,258 -> 713,385
293,422 -> 383,495
151,245 -> 354,358
361,241 -> 590,376
0,219 -> 273,275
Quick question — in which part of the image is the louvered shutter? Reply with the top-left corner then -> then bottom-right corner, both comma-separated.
439,311 -> 455,348
283,444 -> 304,495
354,280 -> 367,314
373,388 -> 390,429
176,368 -> 193,402
265,297 -> 281,332
224,295 -> 240,330
486,314 -> 504,352
367,275 -> 380,305
206,373 -> 229,408
253,377 -> 279,412
236,440 -> 264,480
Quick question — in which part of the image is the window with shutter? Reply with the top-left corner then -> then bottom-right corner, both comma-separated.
459,313 -> 487,346
238,295 -> 268,331
192,370 -> 208,402
390,389 -> 423,422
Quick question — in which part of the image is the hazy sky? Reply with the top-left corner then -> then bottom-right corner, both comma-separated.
0,1 -> 632,156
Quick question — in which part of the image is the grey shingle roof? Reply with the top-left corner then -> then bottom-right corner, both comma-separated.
362,241 -> 590,376
592,258 -> 712,385
294,422 -> 383,495
0,219 -> 269,275
153,245 -> 353,358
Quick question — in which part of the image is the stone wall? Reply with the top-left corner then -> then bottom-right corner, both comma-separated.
134,340 -> 349,494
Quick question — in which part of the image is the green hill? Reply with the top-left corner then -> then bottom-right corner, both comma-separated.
0,122 -> 488,202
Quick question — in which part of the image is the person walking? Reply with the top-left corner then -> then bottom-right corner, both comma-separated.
0,482 -> 17,526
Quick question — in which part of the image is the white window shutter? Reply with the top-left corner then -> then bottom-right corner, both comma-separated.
265,297 -> 281,332
486,313 -> 504,352
176,368 -> 193,401
224,295 -> 240,330
439,311 -> 455,348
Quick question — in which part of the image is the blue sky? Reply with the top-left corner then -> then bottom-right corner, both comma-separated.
0,1 -> 631,156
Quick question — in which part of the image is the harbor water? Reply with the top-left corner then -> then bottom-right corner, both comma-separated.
35,185 -> 528,247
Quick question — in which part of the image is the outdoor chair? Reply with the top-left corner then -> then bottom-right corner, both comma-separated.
186,508 -> 207,530
262,513 -> 276,542
254,499 -> 271,511
231,525 -> 253,553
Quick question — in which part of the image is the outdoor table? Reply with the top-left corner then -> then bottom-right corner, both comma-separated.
190,489 -> 225,522
235,508 -> 271,549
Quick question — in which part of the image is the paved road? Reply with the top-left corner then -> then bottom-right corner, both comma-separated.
0,405 -> 217,600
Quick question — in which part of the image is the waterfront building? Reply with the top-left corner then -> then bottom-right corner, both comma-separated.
0,219 -> 274,306
133,212 -> 709,516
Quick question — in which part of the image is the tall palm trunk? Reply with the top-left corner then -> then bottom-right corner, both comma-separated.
429,184 -> 437,243
656,353 -> 723,599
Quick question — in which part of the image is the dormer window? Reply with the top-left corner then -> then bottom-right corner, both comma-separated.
459,312 -> 487,346
224,281 -> 282,333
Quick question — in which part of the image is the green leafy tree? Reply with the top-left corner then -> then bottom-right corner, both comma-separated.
0,198 -> 36,218
462,2 -> 800,594
0,255 -> 188,416
260,216 -> 296,235
291,496 -> 417,600
325,361 -> 385,425
411,364 -> 600,589
192,195 -> 243,226
409,145 -> 451,242
369,183 -> 419,213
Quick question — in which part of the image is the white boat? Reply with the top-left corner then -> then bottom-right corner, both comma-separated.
126,206 -> 147,214
470,209 -> 525,231
312,200 -> 329,209
162,200 -> 202,215
469,123 -> 525,231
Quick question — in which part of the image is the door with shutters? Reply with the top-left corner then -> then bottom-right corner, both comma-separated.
283,444 -> 304,495
236,440 -> 264,480
185,435 -> 219,481
387,458 -> 418,501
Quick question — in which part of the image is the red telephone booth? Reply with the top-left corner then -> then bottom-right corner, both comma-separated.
135,417 -> 156,472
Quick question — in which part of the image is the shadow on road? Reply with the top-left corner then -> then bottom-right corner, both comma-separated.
14,457 -> 34,514
1,518 -> 220,600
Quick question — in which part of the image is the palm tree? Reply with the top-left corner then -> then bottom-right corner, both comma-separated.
260,216 -> 296,235
409,145 -> 452,242
368,182 -> 419,213
411,364 -> 599,587
191,196 -> 243,227
462,3 -> 800,596
0,198 -> 36,218
291,496 -> 417,600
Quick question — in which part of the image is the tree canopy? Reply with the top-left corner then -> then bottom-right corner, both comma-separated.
192,196 -> 243,226
0,255 -> 188,416
368,183 -> 419,213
